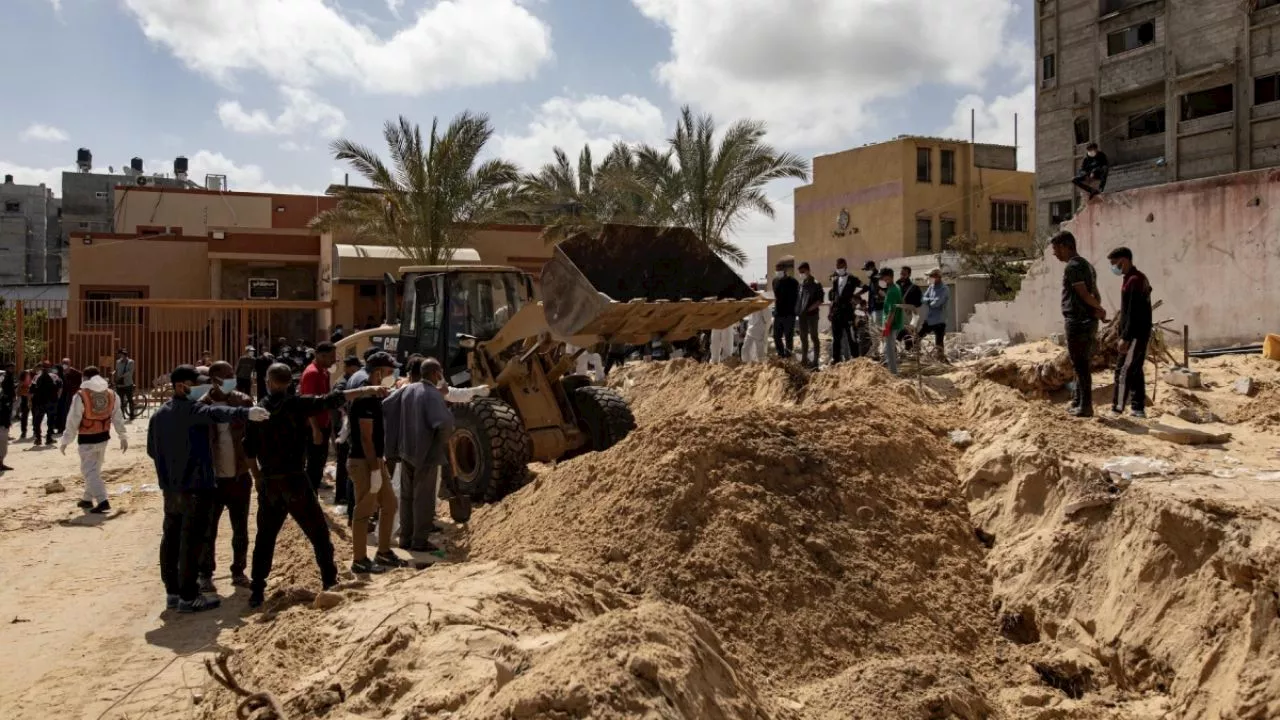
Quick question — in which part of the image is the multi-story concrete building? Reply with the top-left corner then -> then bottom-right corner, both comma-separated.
0,174 -> 62,284
766,136 -> 1037,275
61,151 -> 187,238
1036,0 -> 1280,228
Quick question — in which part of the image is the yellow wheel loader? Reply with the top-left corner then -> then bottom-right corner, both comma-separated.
334,224 -> 769,522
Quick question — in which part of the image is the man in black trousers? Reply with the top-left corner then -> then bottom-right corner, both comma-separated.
1107,246 -> 1153,418
243,363 -> 386,609
770,262 -> 798,359
1051,232 -> 1107,417
828,258 -> 860,364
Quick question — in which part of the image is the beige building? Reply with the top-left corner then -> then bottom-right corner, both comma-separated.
767,137 -> 1037,276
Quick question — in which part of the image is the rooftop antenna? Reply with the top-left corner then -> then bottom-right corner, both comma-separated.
970,108 -> 975,144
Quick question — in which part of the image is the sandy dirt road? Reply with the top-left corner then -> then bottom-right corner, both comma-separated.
0,421 -> 248,720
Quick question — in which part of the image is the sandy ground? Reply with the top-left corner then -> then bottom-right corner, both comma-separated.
1,345 -> 1278,719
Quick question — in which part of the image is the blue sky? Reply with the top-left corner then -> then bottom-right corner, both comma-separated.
4,0 -> 1035,279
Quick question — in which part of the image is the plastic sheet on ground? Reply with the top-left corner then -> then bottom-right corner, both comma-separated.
1100,456 -> 1173,478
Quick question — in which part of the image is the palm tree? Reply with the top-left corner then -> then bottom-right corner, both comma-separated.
312,113 -> 519,265
518,142 -> 651,244
634,106 -> 810,267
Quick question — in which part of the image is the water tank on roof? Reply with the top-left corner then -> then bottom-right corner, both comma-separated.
77,148 -> 92,173
130,157 -> 144,174
3,174 -> 12,184
174,156 -> 189,180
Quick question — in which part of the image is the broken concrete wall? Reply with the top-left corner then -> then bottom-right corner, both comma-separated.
963,168 -> 1280,349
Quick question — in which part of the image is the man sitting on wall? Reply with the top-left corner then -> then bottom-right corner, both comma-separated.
1072,143 -> 1109,198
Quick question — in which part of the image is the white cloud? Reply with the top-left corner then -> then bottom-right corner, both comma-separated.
0,161 -> 73,192
184,150 -> 317,194
941,82 -> 1036,171
123,0 -> 552,95
491,94 -> 668,172
46,0 -> 62,13
218,87 -> 346,138
632,0 -> 1021,148
20,124 -> 70,143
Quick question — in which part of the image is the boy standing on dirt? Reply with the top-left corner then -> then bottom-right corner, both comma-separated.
197,361 -> 257,593
148,365 -> 268,614
59,366 -> 128,513
244,363 -> 386,609
1107,247 -> 1153,418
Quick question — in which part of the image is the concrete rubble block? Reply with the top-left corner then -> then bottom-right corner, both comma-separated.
1176,407 -> 1219,424
1233,377 -> 1255,396
1163,369 -> 1202,389
1147,423 -> 1231,446
44,480 -> 65,494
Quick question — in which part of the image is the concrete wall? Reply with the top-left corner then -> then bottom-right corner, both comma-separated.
963,168 -> 1280,349
115,186 -> 274,235
0,179 -> 57,284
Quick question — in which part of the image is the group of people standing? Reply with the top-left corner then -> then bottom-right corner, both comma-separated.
1050,231 -> 1153,419
768,259 -> 951,374
139,341 -> 471,613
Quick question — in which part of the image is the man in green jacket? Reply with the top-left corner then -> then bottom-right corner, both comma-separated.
878,267 -> 904,375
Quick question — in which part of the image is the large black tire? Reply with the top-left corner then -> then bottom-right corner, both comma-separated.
450,398 -> 532,504
572,386 -> 636,452
447,494 -> 473,524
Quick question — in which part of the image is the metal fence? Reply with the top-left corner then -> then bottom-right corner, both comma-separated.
1,298 -> 327,391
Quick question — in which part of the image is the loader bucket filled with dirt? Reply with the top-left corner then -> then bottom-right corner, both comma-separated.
541,224 -> 770,344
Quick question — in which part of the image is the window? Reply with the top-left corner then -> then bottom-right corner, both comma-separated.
991,202 -> 1029,232
358,283 -> 378,297
1259,0 -> 1280,9
916,147 -> 932,182
940,219 -> 957,247
1042,54 -> 1056,82
78,222 -> 90,229
3,201 -> 19,213
1049,200 -> 1074,225
1256,73 -> 1280,105
941,150 -> 956,185
83,289 -> 144,326
916,218 -> 933,251
1181,84 -> 1234,121
94,191 -> 108,199
1074,117 -> 1091,145
1107,21 -> 1155,56
1128,107 -> 1166,138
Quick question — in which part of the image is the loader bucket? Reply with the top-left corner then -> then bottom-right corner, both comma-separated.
541,224 -> 771,345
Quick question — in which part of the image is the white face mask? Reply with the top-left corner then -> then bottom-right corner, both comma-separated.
774,271 -> 784,279
380,373 -> 397,388
836,268 -> 847,277
879,280 -> 888,289
799,272 -> 809,280
1088,151 -> 1097,157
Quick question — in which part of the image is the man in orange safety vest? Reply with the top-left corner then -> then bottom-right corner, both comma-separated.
59,366 -> 127,513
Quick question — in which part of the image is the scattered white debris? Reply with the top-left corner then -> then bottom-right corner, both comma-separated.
113,485 -> 133,495
139,484 -> 160,493
1101,456 -> 1173,479
1256,472 -> 1280,482
1233,377 -> 1255,396
949,430 -> 974,448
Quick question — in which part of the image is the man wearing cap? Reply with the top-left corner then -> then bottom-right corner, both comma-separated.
244,363 -> 387,608
115,350 -> 136,420
196,361 -> 258,593
60,366 -> 127,514
920,268 -> 951,361
795,262 -> 824,368
148,365 -> 270,614
346,352 -> 404,573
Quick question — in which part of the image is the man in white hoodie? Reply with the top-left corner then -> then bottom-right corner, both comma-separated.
741,283 -> 770,363
59,366 -> 127,513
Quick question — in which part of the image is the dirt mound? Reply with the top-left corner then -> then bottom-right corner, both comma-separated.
961,446 -> 1280,719
796,654 -> 995,720
198,555 -> 784,720
468,365 -> 991,689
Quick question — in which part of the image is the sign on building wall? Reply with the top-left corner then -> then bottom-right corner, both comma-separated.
248,278 -> 279,300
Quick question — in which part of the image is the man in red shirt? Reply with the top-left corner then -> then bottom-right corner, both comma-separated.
299,341 -> 336,491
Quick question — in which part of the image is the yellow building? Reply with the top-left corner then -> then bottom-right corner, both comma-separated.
767,137 -> 1037,274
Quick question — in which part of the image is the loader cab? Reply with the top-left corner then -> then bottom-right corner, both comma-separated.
393,265 -> 533,385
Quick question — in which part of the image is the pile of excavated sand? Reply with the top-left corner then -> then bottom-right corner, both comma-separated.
470,360 -> 993,691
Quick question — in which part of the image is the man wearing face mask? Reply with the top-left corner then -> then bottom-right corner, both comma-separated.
346,352 -> 404,574
59,366 -> 127,514
1073,143 -> 1109,198
243,364 -> 386,608
878,267 -> 905,376
828,258 -> 860,365
196,361 -> 257,593
148,365 -> 270,614
1107,247 -> 1152,418
770,262 -> 798,359
795,262 -> 824,369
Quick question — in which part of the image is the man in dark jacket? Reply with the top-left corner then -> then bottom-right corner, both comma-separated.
828,258 -> 861,364
148,365 -> 268,613
243,363 -> 386,609
770,262 -> 799,359
1107,247 -> 1153,418
1072,143 -> 1109,198
55,358 -> 82,436
31,362 -> 61,446
896,266 -> 924,349
795,262 -> 824,369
